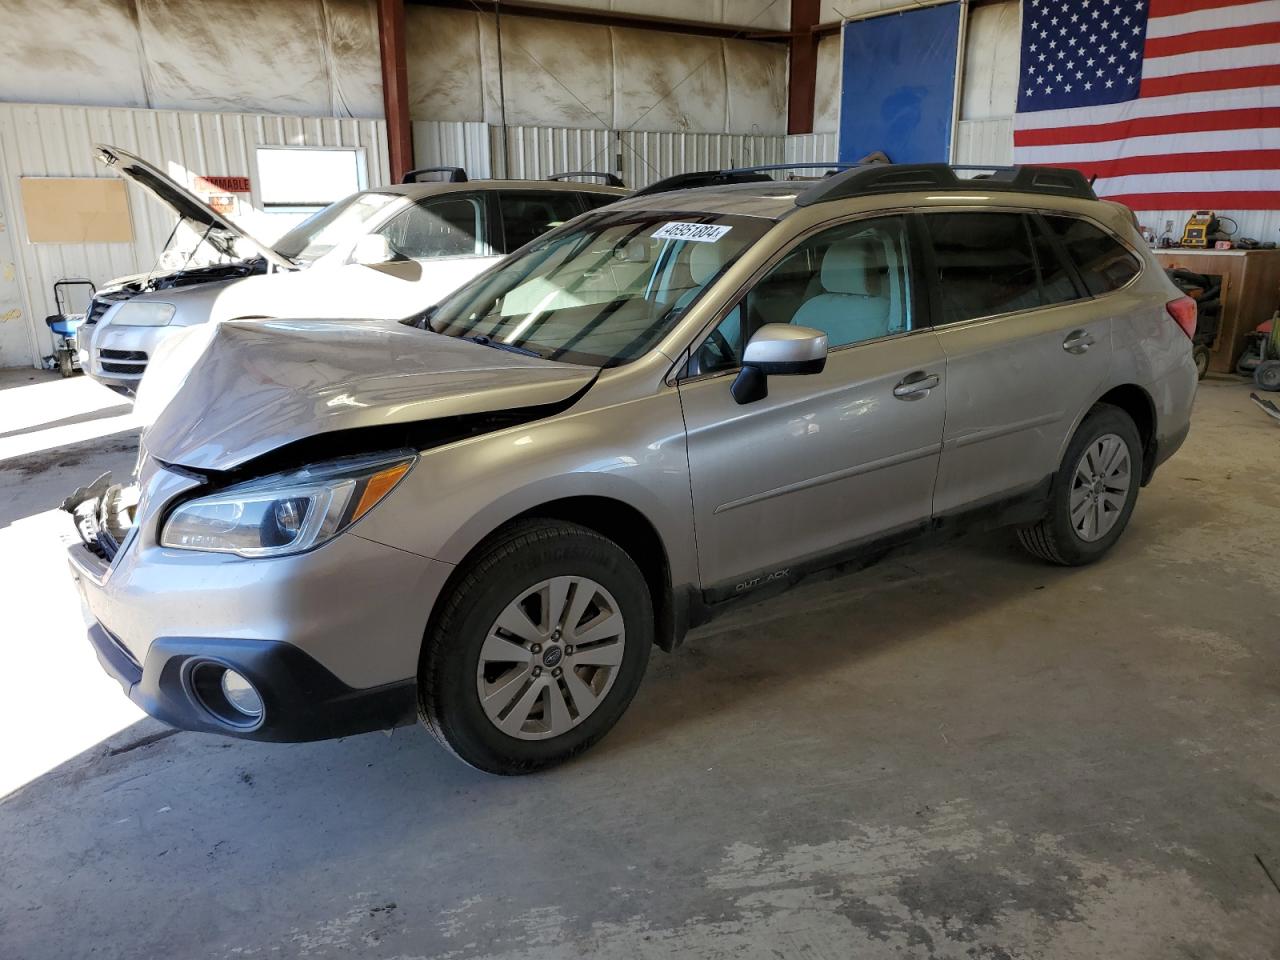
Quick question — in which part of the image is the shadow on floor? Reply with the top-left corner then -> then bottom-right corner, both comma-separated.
0,403 -> 133,441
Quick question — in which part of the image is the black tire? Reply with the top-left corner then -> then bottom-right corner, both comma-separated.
419,519 -> 652,774
1254,359 -> 1280,392
1192,345 -> 1210,380
1016,404 -> 1143,566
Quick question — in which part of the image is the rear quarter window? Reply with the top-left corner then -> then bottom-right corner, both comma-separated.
1046,216 -> 1141,296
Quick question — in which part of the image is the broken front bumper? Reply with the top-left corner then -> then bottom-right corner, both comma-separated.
63,467 -> 449,742
63,472 -> 138,561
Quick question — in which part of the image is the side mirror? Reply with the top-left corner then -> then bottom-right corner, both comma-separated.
352,234 -> 394,266
731,324 -> 827,404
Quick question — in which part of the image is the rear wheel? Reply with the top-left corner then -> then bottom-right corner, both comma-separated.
1017,404 -> 1143,566
419,520 -> 652,774
1192,345 -> 1210,380
1254,359 -> 1280,392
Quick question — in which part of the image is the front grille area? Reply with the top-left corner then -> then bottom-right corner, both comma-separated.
98,348 -> 148,376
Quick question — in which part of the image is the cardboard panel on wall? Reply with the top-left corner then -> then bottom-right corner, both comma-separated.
19,178 -> 133,244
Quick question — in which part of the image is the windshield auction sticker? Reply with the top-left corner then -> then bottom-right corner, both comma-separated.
651,222 -> 732,243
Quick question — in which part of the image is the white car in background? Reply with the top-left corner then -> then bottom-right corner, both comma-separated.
86,149 -> 626,393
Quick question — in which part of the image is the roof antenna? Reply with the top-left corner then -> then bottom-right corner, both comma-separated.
1089,173 -> 1098,186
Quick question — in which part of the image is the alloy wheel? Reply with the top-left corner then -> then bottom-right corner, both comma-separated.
1069,432 -> 1132,542
476,576 -> 626,740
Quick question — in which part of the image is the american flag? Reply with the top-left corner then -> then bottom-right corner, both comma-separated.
1014,0 -> 1280,210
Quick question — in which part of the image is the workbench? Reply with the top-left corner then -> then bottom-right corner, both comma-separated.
1153,248 -> 1280,374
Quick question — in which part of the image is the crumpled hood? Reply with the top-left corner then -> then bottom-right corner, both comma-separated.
143,318 -> 596,471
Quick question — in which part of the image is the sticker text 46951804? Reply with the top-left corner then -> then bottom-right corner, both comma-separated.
651,222 -> 733,243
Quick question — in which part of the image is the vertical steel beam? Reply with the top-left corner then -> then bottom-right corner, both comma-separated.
787,0 -> 821,135
377,0 -> 413,182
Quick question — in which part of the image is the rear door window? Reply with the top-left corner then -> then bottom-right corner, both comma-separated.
924,212 -> 1041,325
497,191 -> 589,253
1045,216 -> 1141,296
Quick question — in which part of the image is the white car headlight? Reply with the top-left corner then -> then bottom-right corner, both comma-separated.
160,452 -> 415,558
113,301 -> 177,327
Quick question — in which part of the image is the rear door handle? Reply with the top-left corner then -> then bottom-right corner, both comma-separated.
893,371 -> 940,400
1063,330 -> 1096,354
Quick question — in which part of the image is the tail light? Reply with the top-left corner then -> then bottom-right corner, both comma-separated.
1166,296 -> 1197,339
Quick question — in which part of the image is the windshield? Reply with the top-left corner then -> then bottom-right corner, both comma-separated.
428,212 -> 771,367
272,191 -> 403,263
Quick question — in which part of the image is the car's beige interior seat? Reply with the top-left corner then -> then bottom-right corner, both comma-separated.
791,235 -> 892,345
673,242 -> 724,312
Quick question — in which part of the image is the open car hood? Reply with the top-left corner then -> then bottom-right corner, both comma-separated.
96,144 -> 295,272
143,318 -> 597,472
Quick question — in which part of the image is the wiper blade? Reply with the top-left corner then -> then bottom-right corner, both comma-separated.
463,334 -> 545,359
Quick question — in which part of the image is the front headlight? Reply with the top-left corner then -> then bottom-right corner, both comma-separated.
113,301 -> 176,327
160,452 -> 415,557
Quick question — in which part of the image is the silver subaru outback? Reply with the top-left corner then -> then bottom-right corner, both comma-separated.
66,163 -> 1198,774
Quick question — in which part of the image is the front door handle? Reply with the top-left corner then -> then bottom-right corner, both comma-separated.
1063,330 -> 1096,354
893,371 -> 941,400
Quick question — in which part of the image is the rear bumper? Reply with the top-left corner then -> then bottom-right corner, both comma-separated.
87,623 -> 417,741
1151,417 -> 1191,476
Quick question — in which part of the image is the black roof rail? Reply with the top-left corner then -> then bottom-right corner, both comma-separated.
631,155 -> 896,197
795,163 -> 1097,206
630,169 -> 774,197
547,171 -> 626,187
720,162 -> 864,177
402,166 -> 468,184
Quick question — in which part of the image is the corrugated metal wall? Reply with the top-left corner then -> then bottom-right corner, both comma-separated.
953,118 -> 1015,165
500,126 -> 618,181
415,121 -> 800,191
618,131 -> 784,189
0,103 -> 388,367
785,133 -> 840,165
412,121 -> 493,179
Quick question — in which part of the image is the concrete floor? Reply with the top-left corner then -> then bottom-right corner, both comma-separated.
1,369 -> 1278,959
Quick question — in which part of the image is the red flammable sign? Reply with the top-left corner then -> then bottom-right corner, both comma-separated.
194,175 -> 250,193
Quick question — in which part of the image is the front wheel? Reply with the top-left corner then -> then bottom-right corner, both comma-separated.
419,520 -> 652,774
1017,404 -> 1143,566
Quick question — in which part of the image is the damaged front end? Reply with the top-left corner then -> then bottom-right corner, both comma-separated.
62,471 -> 140,562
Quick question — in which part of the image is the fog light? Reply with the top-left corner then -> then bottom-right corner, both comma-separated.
220,670 -> 263,719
